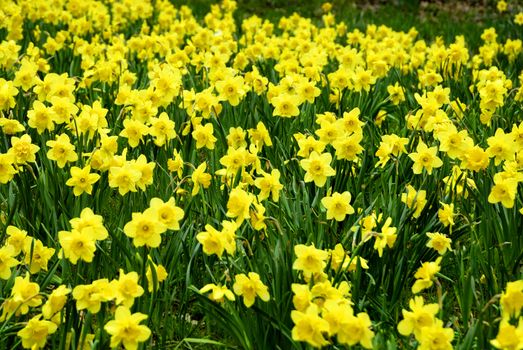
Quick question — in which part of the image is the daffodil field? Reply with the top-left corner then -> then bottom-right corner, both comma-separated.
0,0 -> 523,348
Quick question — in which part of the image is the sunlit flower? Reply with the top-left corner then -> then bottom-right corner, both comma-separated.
104,306 -> 151,350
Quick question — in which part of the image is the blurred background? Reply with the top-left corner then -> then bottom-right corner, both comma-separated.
171,0 -> 509,47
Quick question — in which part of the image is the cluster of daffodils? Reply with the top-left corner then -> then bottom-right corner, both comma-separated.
353,211 -> 398,258
2,269 -> 159,350
0,226 -> 54,277
123,197 -> 184,248
290,244 -> 373,348
296,108 -> 364,187
200,271 -> 270,308
491,280 -> 523,349
0,0 -> 522,348
397,296 -> 454,350
196,187 -> 272,308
